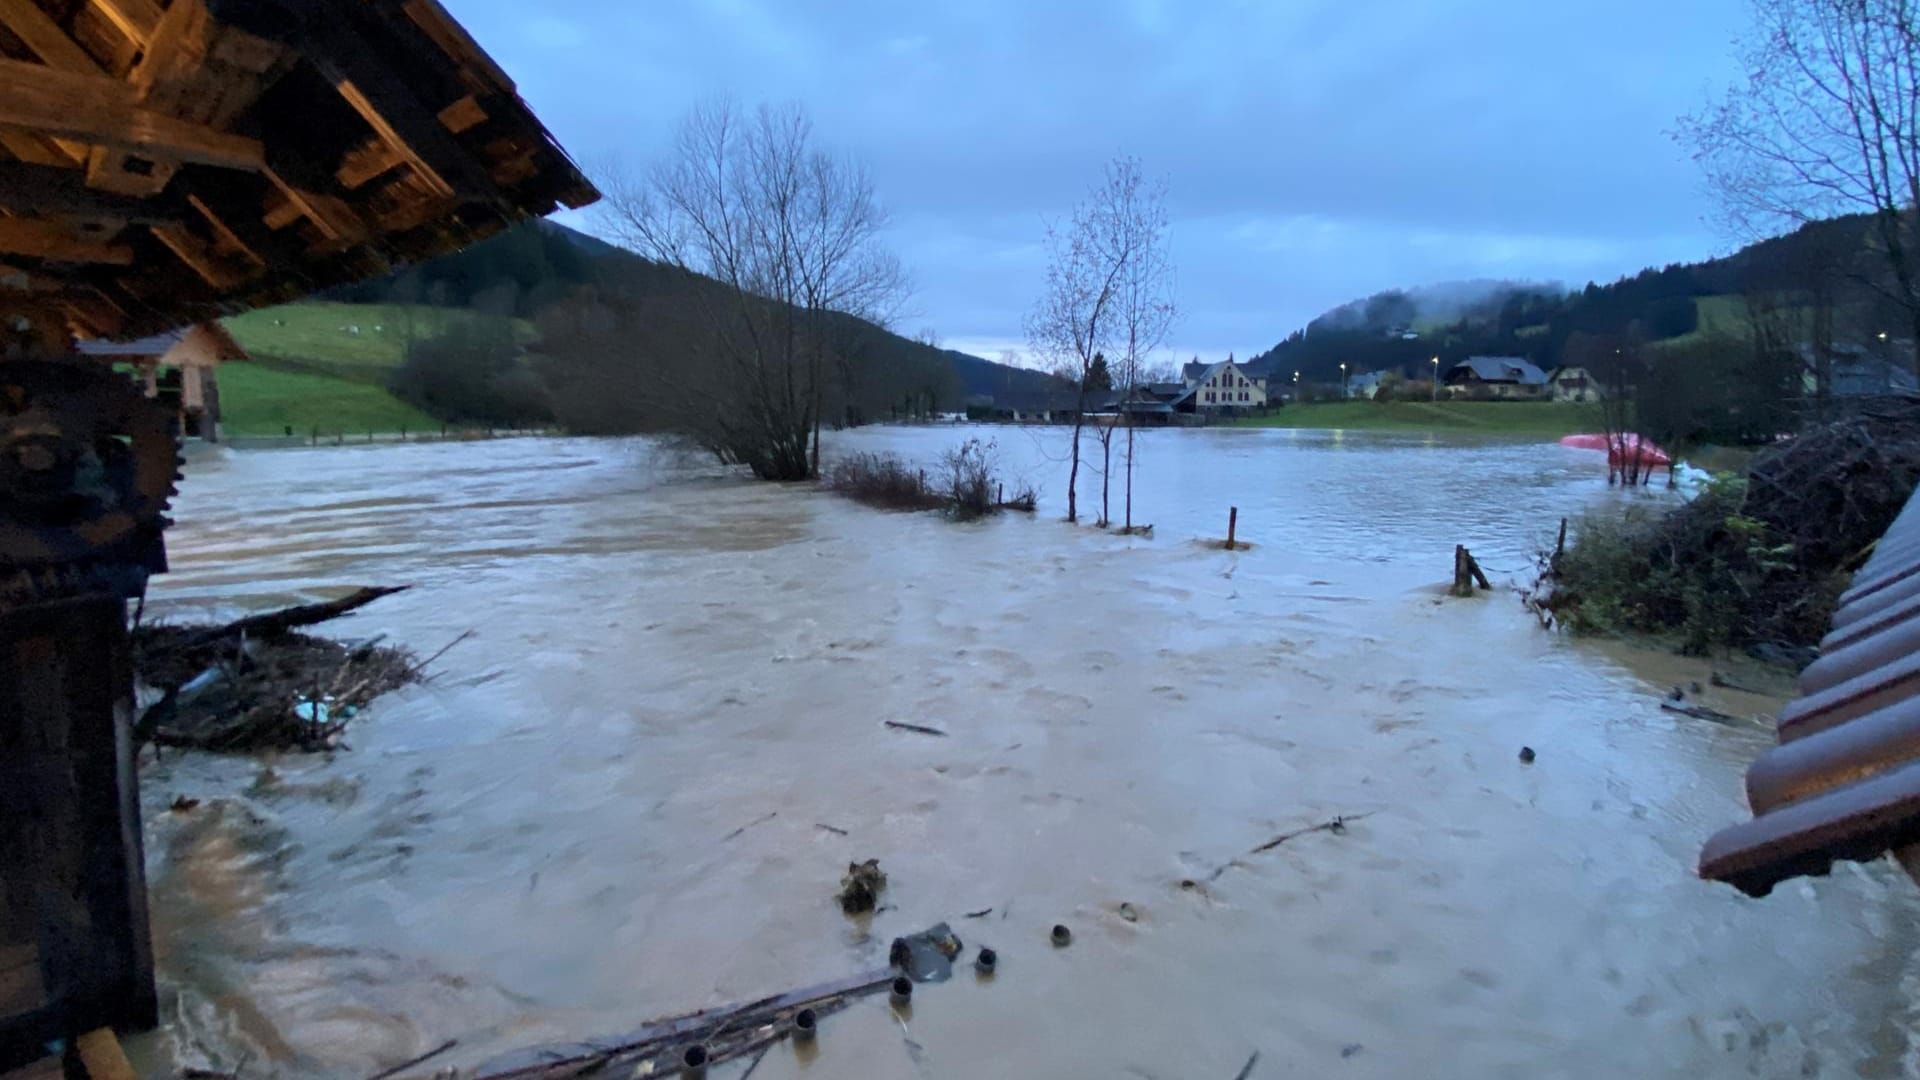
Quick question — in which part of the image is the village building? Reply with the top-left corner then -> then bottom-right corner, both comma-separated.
77,323 -> 249,442
1547,366 -> 1601,402
1445,356 -> 1550,399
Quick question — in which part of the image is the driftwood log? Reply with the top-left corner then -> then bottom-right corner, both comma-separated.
177,586 -> 410,648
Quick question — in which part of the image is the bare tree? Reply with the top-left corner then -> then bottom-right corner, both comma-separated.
1679,0 -> 1920,374
1111,169 -> 1176,533
1026,157 -> 1166,523
597,99 -> 906,479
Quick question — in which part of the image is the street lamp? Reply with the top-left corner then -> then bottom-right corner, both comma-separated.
1430,356 -> 1440,401
1339,362 -> 1348,399
1292,370 -> 1300,401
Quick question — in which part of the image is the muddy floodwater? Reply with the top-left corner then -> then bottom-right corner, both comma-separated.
134,426 -> 1920,1079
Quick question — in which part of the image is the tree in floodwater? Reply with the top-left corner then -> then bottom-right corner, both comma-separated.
598,99 -> 907,480
1109,166 -> 1176,533
1027,157 -> 1173,524
1567,331 -> 1652,486
1679,0 -> 1920,376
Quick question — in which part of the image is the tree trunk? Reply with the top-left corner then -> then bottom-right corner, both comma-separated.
1123,420 -> 1135,530
1099,424 -> 1112,527
1066,418 -> 1082,523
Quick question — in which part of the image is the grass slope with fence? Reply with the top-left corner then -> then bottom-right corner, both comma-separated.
1235,400 -> 1596,436
217,301 -> 537,437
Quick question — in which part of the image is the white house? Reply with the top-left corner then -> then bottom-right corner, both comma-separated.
1547,366 -> 1602,402
1181,357 -> 1267,411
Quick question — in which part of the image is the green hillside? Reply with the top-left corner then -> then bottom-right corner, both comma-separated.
217,362 -> 438,438
224,301 -> 537,381
216,301 -> 538,434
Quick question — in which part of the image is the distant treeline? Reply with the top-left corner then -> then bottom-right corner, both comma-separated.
1247,214 -> 1913,387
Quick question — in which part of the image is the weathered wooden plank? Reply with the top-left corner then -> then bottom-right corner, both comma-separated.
75,1029 -> 137,1080
187,194 -> 263,268
437,94 -> 487,134
333,79 -> 456,201
0,219 -> 134,264
0,600 -> 157,1068
87,0 -> 162,51
336,138 -> 406,189
402,0 -> 514,92
0,131 -> 79,169
150,222 -> 248,288
261,169 -> 366,242
83,144 -> 179,198
0,0 -> 105,75
0,159 -> 184,224
0,0 -> 104,166
0,58 -> 265,171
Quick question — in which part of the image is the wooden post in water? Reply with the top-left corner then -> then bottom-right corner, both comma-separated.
1452,545 -> 1492,597
1227,506 -> 1239,550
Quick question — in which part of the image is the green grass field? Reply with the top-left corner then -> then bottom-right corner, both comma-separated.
217,300 -> 538,435
223,301 -> 537,378
1234,400 -> 1598,437
217,362 -> 438,438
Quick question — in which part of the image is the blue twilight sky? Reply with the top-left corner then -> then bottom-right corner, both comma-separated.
445,0 -> 1751,364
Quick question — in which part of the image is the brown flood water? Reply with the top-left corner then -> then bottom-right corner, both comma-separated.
133,427 -> 1920,1079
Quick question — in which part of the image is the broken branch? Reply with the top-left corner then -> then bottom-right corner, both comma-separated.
181,586 -> 409,648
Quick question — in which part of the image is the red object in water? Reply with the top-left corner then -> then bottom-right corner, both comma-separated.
1559,433 -> 1671,468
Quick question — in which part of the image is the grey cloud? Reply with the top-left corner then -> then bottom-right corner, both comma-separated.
454,0 -> 1748,361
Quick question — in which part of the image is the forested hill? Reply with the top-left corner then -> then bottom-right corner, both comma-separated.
324,219 -> 1044,405
1246,213 -> 1902,383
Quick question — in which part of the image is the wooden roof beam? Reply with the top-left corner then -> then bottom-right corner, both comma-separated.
333,80 -> 457,201
150,223 -> 249,289
0,0 -> 105,166
0,159 -> 185,225
304,19 -> 499,202
0,0 -> 105,74
0,58 -> 265,171
0,219 -> 134,265
0,130 -> 78,168
187,194 -> 263,268
88,0 -> 162,52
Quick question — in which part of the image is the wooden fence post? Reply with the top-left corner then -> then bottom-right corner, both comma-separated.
1452,545 -> 1492,597
1227,506 -> 1238,549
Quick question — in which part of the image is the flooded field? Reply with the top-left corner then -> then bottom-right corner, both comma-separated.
134,426 -> 1920,1079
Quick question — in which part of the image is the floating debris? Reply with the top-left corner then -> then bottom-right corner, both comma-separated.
889,923 -> 963,981
1519,746 -> 1537,764
884,720 -> 948,737
838,858 -> 887,914
1051,924 -> 1072,947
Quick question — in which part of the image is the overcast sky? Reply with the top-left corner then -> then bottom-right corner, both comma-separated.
448,0 -> 1750,364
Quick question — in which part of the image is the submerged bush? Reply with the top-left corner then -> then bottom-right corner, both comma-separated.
1538,400 -> 1920,655
1543,479 -> 1841,654
821,452 -> 948,512
824,439 -> 1037,521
